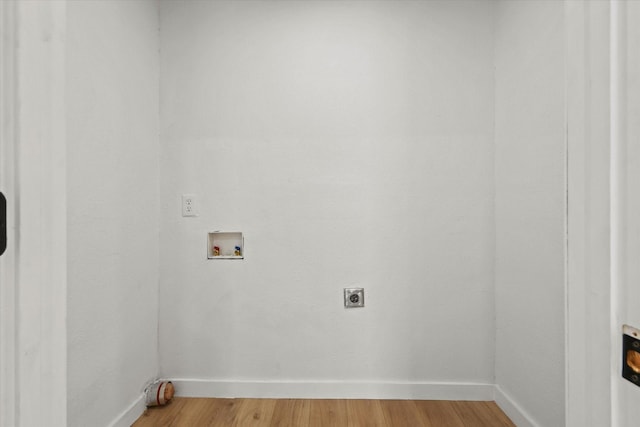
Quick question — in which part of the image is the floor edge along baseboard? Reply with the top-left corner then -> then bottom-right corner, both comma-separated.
494,385 -> 539,427
169,379 -> 495,401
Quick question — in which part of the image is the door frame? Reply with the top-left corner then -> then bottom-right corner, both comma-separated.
0,1 -> 18,425
564,0 -> 635,426
0,1 -> 67,426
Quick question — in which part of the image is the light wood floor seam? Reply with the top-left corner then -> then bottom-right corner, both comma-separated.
132,397 -> 516,427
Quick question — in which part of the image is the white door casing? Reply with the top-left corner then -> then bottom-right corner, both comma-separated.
0,1 -> 18,426
1,1 -> 67,426
567,1 -> 640,426
611,1 -> 640,425
565,1 -> 613,426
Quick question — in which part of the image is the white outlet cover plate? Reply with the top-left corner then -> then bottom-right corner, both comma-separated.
182,194 -> 198,217
344,288 -> 364,308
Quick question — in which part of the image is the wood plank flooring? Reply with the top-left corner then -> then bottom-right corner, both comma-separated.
132,398 -> 516,427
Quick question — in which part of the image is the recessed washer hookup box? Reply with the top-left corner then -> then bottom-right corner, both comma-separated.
207,231 -> 244,259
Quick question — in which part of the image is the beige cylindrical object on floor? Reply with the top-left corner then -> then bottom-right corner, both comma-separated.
145,380 -> 175,407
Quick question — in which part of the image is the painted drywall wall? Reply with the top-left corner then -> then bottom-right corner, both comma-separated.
494,1 -> 565,426
66,1 -> 160,426
159,0 -> 495,392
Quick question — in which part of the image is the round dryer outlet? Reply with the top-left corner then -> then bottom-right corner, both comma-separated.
344,288 -> 365,308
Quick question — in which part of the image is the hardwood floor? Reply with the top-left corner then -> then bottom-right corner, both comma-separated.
132,398 -> 516,426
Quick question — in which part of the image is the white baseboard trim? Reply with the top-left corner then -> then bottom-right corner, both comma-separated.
494,385 -> 539,427
108,392 -> 146,427
104,381 -> 544,426
170,379 -> 495,401
106,381 -> 532,426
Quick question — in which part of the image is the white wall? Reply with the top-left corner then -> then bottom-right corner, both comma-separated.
159,0 -> 496,394
66,1 -> 160,426
494,1 -> 565,426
